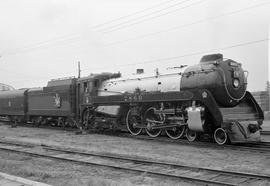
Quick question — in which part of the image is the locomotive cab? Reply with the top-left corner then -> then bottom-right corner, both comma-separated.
77,77 -> 99,105
76,77 -> 99,120
77,72 -> 122,105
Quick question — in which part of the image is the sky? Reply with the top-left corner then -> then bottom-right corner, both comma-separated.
0,0 -> 269,91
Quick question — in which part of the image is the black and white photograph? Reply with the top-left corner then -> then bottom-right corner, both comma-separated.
0,0 -> 269,185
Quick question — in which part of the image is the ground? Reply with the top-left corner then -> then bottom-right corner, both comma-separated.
0,122 -> 269,186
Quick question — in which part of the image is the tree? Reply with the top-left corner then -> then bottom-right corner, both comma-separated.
266,81 -> 270,92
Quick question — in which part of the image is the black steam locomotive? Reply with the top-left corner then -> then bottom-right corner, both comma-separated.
0,54 -> 263,145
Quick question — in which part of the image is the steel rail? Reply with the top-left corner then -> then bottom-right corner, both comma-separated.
0,139 -> 269,186
124,133 -> 270,153
261,131 -> 270,135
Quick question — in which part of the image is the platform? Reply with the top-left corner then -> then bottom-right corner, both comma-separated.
0,172 -> 51,186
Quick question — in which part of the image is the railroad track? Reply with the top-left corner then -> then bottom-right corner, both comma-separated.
261,131 -> 270,135
238,141 -> 270,151
2,122 -> 270,153
0,139 -> 269,186
123,133 -> 270,153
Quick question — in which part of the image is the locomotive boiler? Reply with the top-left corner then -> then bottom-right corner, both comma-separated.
0,54 -> 264,145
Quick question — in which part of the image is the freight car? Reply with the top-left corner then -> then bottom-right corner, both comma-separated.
0,54 -> 264,145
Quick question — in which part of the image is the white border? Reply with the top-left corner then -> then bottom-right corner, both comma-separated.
0,172 -> 52,186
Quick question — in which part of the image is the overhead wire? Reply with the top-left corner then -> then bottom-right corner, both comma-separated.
91,0 -> 181,29
97,0 -> 200,33
2,36 -> 85,56
0,0 -> 212,56
1,1 -> 269,84
4,0 -> 269,55
3,0 -> 199,56
101,0 -> 206,33
101,0 -> 270,33
3,38 -> 268,85
81,38 -> 269,72
105,1 -> 270,46
0,0 -> 191,56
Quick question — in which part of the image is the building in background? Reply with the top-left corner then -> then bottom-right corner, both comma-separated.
254,26 -> 270,119
0,83 -> 14,91
252,90 -> 269,112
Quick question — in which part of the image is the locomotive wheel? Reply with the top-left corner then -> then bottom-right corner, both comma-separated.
165,126 -> 186,139
186,128 -> 197,142
126,110 -> 142,135
214,128 -> 228,145
144,107 -> 162,138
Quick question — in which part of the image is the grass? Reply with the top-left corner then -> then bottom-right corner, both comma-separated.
0,158 -> 52,179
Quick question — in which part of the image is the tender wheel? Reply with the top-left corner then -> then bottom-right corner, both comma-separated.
186,128 -> 197,142
33,117 -> 41,127
144,107 -> 162,138
66,118 -> 77,128
57,118 -> 65,128
126,110 -> 142,135
165,125 -> 186,139
50,119 -> 57,127
214,128 -> 228,145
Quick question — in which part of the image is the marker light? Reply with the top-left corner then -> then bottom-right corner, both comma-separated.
233,78 -> 240,88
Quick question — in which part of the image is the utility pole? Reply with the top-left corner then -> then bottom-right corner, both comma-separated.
78,61 -> 81,78
268,25 -> 270,112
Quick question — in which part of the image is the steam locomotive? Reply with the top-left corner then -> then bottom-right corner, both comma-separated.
0,54 -> 264,145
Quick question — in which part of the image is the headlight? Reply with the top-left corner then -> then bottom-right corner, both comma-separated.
233,78 -> 240,88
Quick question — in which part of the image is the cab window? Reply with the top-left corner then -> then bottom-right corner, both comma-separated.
94,79 -> 99,87
83,82 -> 88,92
88,81 -> 93,91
